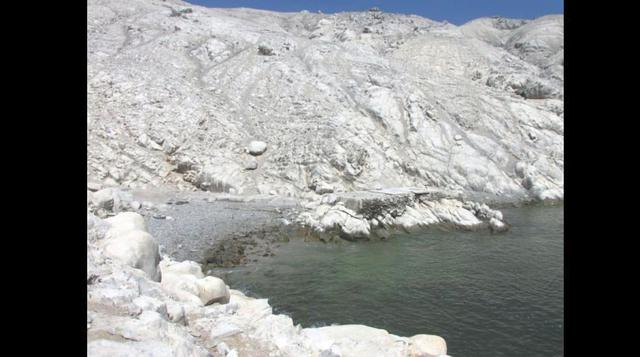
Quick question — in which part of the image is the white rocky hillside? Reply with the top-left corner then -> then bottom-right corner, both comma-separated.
87,0 -> 563,203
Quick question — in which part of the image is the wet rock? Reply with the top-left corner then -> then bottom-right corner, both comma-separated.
489,217 -> 509,233
408,334 -> 448,357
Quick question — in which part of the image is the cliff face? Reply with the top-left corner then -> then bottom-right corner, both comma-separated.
88,0 -> 563,202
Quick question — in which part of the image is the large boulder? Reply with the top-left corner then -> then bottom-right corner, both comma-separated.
408,334 -> 448,357
196,276 -> 230,305
247,141 -> 267,156
102,230 -> 161,281
159,271 -> 202,306
160,260 -> 230,306
104,212 -> 147,238
100,212 -> 161,281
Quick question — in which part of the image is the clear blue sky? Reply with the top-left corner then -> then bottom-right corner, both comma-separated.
184,0 -> 563,25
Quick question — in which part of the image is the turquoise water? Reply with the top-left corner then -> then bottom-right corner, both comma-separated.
215,205 -> 563,357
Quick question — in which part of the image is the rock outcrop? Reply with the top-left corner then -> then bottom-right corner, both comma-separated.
298,188 -> 509,240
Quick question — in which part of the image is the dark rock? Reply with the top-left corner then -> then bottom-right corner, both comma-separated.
257,45 -> 275,56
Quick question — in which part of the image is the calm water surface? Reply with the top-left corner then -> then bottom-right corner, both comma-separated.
214,205 -> 563,357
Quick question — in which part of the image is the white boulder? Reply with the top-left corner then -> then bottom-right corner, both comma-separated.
101,212 -> 161,281
247,140 -> 267,155
408,334 -> 448,357
160,272 -> 202,306
102,230 -> 161,281
160,260 -> 230,306
104,212 -> 147,238
197,276 -> 231,305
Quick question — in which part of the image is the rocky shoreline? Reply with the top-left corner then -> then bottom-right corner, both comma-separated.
87,180 -> 562,356
87,185 -> 453,356
88,183 -> 513,264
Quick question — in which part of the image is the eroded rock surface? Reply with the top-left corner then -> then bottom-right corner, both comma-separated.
88,0 -> 563,203
297,188 -> 508,240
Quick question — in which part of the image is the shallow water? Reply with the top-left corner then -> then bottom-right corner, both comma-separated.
214,205 -> 563,357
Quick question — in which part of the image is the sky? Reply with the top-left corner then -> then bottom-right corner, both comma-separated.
184,0 -> 564,25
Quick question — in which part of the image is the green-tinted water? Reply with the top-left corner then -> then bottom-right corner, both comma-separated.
215,205 -> 563,356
